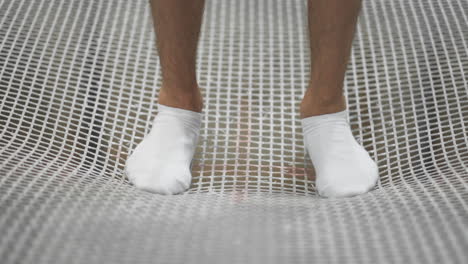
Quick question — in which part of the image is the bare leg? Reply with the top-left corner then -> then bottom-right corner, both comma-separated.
125,0 -> 205,194
151,0 -> 204,112
300,0 -> 361,118
300,0 -> 379,198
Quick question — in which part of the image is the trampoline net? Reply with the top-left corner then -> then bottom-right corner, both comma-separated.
0,0 -> 467,263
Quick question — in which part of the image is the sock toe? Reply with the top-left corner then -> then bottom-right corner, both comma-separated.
318,181 -> 376,198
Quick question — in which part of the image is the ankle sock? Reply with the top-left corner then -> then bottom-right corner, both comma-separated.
301,110 -> 379,198
125,104 -> 202,194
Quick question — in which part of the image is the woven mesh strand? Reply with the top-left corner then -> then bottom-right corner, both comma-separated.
1,0 -> 467,263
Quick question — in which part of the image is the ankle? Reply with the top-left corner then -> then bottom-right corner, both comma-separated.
158,86 -> 204,113
300,92 -> 346,118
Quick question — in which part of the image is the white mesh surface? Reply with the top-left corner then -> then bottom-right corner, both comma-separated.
0,0 -> 467,263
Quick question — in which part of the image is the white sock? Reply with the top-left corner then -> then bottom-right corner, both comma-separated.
125,104 -> 202,194
301,110 -> 379,198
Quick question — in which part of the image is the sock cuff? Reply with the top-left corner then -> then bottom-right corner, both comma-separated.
157,104 -> 203,119
301,110 -> 349,129
154,104 -> 203,131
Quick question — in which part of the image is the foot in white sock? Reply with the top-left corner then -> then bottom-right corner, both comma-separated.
125,104 -> 202,194
301,110 -> 379,198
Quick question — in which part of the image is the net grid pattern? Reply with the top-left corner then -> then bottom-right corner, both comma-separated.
0,0 -> 467,263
